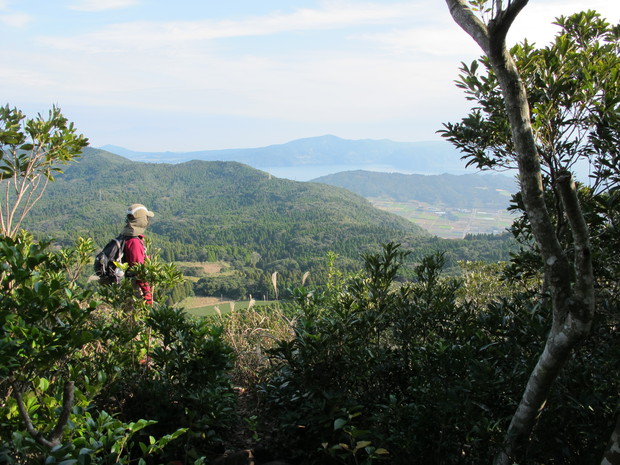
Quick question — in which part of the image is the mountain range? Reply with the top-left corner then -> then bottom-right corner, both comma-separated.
100,135 -> 472,177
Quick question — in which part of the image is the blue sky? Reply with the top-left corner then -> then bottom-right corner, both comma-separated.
2,0 -> 618,152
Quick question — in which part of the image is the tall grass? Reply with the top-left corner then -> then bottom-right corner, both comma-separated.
216,303 -> 293,388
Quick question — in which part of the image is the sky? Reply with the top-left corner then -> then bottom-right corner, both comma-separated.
1,0 -> 619,152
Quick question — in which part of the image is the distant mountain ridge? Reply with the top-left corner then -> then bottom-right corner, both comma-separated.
100,135 -> 470,175
312,171 -> 517,210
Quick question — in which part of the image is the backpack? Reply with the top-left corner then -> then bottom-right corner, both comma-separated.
94,235 -> 127,284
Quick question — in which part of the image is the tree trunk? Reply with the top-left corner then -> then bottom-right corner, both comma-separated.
444,1 -> 595,464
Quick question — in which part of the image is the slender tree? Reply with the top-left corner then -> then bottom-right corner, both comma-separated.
442,1 -> 611,463
0,105 -> 88,237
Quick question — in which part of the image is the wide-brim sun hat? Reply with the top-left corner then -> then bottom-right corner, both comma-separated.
127,204 -> 154,218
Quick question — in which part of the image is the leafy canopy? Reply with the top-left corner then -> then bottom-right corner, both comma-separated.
440,10 -> 620,193
0,105 -> 88,237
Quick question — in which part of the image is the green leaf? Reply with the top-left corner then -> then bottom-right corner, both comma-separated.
334,418 -> 347,431
37,377 -> 50,392
77,453 -> 91,465
354,440 -> 372,451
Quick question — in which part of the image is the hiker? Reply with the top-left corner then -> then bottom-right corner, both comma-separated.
122,203 -> 154,304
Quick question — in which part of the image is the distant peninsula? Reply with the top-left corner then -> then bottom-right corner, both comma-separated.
100,134 -> 476,179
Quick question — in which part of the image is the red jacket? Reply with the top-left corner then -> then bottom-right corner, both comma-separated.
123,235 -> 152,304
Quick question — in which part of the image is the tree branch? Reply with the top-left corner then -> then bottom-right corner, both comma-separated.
556,170 -> 595,321
14,384 -> 56,449
445,0 -> 490,53
488,0 -> 529,48
491,47 -> 567,278
13,380 -> 75,448
0,180 -> 8,235
50,380 -> 75,444
12,172 -> 50,238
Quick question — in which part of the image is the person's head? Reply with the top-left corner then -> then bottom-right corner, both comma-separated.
124,203 -> 154,236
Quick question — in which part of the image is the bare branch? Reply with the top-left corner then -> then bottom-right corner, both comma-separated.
1,179 -> 8,234
12,173 -> 50,238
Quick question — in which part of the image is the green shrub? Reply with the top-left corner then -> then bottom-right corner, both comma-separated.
257,243 -> 617,464
0,233 -> 227,463
96,305 -> 237,460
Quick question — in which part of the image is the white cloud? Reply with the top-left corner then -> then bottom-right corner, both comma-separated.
6,0 -> 620,151
0,12 -> 31,27
41,1 -> 424,52
363,0 -> 620,58
0,66 -> 55,89
8,0 -> 473,134
355,26 -> 480,58
68,0 -> 140,12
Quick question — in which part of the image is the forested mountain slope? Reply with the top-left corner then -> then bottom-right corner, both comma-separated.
312,170 -> 516,209
25,148 -> 430,267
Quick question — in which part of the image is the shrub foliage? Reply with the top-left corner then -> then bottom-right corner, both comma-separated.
256,244 -> 617,465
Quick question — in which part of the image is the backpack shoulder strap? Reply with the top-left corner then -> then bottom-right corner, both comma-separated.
115,235 -> 128,259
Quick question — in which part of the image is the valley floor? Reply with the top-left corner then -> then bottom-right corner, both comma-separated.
369,198 -> 514,239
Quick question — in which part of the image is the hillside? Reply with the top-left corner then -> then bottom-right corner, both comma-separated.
311,171 -> 517,209
24,148 -> 429,268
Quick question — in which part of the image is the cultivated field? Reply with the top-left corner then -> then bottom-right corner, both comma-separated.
181,296 -> 276,317
370,198 -> 515,239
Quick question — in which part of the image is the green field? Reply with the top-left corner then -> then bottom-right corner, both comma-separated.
181,296 -> 277,317
370,198 -> 515,239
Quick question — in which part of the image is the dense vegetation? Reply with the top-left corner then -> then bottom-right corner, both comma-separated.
0,232 -> 237,464
2,234 -> 616,464
253,246 -> 617,464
